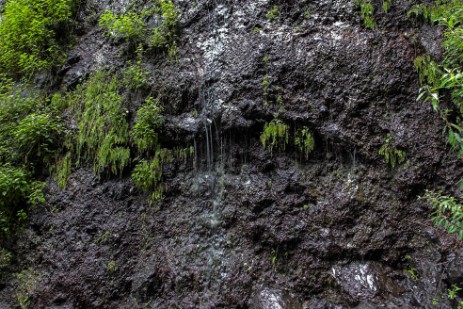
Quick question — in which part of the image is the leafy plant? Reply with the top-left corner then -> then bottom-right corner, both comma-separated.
355,0 -> 376,29
448,284 -> 462,300
0,0 -> 74,76
99,10 -> 147,43
75,70 -> 130,176
295,126 -> 315,159
266,5 -> 279,21
419,190 -> 463,239
382,0 -> 392,13
378,134 -> 406,168
131,97 -> 163,154
260,119 -> 289,155
131,147 -> 173,203
13,113 -> 63,164
122,59 -> 150,90
54,152 -> 72,189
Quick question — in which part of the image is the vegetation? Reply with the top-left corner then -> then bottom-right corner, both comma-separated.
99,10 -> 147,43
382,0 -> 392,13
0,165 -> 45,234
122,59 -> 150,90
99,0 -> 179,57
378,134 -> 406,168
131,97 -> 163,154
295,127 -> 315,159
131,148 -> 173,203
260,119 -> 289,155
75,70 -> 130,176
0,0 -> 74,76
355,0 -> 376,29
266,5 -> 279,21
419,191 -> 463,239
412,1 -> 463,239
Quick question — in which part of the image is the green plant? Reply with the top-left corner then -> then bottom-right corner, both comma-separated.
13,113 -> 63,164
131,97 -> 163,154
0,0 -> 74,76
378,134 -> 406,168
382,0 -> 392,13
75,70 -> 130,176
99,10 -> 147,42
253,26 -> 262,33
305,8 -> 311,19
419,190 -> 463,239
147,0 -> 179,58
100,0 -> 179,57
54,152 -> 71,189
448,284 -> 462,300
405,267 -> 418,283
107,261 -> 118,272
262,74 -> 270,94
295,126 -> 315,159
260,119 -> 289,155
267,5 -> 279,21
131,147 -> 173,203
356,0 -> 376,29
0,248 -> 12,268
16,269 -> 41,309
0,164 -> 45,234
95,231 -> 112,244
122,60 -> 150,90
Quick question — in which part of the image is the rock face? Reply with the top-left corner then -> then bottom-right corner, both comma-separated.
1,0 -> 462,308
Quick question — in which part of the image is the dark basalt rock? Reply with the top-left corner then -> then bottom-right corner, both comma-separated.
1,0 -> 462,308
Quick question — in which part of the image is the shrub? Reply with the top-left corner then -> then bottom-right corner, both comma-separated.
75,70 -> 130,176
13,113 -> 63,164
419,190 -> 463,239
0,164 -> 45,234
0,0 -> 74,76
99,0 -> 179,57
131,97 -> 163,153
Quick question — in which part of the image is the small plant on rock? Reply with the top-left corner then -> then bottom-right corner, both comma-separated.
355,0 -> 376,29
295,126 -> 315,159
260,119 -> 289,155
378,134 -> 406,168
266,5 -> 279,21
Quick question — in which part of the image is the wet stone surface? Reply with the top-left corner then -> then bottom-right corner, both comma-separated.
0,0 -> 462,308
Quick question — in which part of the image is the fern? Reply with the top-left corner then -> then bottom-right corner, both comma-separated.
378,134 -> 406,168
260,119 -> 289,155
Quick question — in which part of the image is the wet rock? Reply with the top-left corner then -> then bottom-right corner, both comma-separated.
331,262 -> 403,301
251,288 -> 302,309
